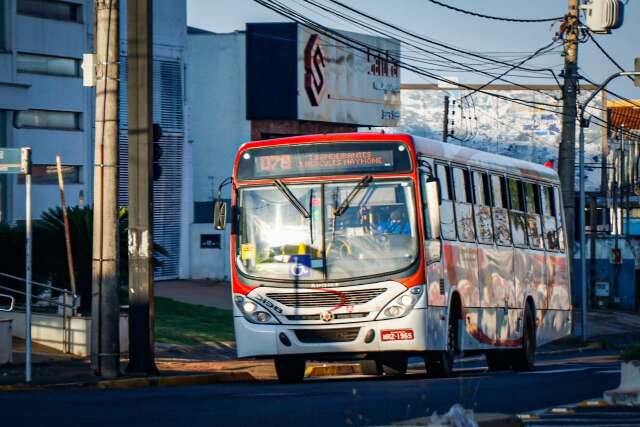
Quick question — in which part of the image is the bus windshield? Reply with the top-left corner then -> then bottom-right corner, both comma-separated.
236,179 -> 419,284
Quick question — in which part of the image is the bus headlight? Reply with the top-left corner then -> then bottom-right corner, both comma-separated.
234,295 -> 280,325
376,287 -> 423,320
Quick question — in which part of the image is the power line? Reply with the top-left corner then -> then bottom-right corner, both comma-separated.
425,0 -> 564,23
588,32 -> 635,84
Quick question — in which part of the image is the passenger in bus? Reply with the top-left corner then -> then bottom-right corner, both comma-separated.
375,207 -> 410,235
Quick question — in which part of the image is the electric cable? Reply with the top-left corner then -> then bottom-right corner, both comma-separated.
425,0 -> 564,23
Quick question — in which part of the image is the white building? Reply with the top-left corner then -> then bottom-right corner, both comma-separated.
0,0 -> 187,278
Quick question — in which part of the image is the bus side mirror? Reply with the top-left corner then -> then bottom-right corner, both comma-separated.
425,178 -> 441,240
214,200 -> 227,231
0,294 -> 15,312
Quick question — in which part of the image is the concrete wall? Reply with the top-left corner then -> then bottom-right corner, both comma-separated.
573,237 -> 638,309
0,312 -> 129,357
185,30 -> 250,279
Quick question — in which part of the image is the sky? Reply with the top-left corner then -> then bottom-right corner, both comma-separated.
187,0 -> 640,100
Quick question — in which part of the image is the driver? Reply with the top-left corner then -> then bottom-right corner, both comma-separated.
375,207 -> 410,235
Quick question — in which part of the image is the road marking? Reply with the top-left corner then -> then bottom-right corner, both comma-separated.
520,367 -> 589,375
595,369 -> 620,374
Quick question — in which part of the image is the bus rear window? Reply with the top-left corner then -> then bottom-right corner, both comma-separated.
236,141 -> 412,180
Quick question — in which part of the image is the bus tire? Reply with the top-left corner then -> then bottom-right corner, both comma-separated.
380,353 -> 408,376
512,305 -> 536,371
359,359 -> 383,376
425,307 -> 458,377
424,351 -> 453,377
485,351 -> 512,371
274,356 -> 306,383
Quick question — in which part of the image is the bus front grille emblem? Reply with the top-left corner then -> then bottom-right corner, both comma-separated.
320,311 -> 334,322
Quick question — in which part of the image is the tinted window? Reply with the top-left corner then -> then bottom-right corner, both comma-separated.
14,110 -> 81,130
472,170 -> 491,206
554,187 -> 566,252
17,0 -> 82,22
491,175 -> 508,208
436,163 -> 451,200
508,178 -> 524,211
473,171 -> 493,244
17,53 -> 80,77
452,167 -> 471,203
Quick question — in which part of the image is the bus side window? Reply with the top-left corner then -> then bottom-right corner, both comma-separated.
436,163 -> 456,240
452,166 -> 476,242
491,174 -> 511,245
541,185 -> 559,251
524,182 -> 543,249
553,186 -> 566,252
472,170 -> 493,244
508,178 -> 528,247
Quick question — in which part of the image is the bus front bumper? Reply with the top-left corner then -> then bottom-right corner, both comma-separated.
234,307 -> 427,359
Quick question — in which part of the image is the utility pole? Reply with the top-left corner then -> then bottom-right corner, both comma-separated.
558,0 -> 579,332
91,0 -> 120,378
127,0 -> 157,374
442,95 -> 450,142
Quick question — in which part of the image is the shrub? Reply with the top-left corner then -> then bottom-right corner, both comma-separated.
621,344 -> 640,363
0,206 -> 166,313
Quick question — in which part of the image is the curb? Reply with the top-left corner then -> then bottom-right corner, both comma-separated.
0,371 -> 255,393
305,363 -> 362,378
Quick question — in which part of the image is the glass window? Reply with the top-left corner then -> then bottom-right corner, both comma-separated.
436,164 -> 456,241
508,178 -> 524,211
435,163 -> 451,200
17,53 -> 80,77
491,174 -> 508,209
236,180 -> 419,283
0,1 -> 6,50
452,167 -> 471,203
17,0 -> 82,22
472,170 -> 490,206
541,186 -> 555,217
14,110 -> 81,130
554,187 -> 565,252
472,171 -> 493,244
524,182 -> 541,214
18,165 -> 81,185
491,174 -> 511,245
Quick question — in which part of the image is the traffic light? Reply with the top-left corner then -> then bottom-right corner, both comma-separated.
152,123 -> 162,181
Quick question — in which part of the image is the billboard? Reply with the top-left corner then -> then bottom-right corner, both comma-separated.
246,23 -> 400,127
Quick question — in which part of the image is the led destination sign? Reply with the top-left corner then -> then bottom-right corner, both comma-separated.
256,150 -> 393,176
237,142 -> 412,180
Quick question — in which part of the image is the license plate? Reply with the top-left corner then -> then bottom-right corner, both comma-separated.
381,329 -> 414,341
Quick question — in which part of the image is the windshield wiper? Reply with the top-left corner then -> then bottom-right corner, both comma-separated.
274,179 -> 310,219
334,175 -> 373,217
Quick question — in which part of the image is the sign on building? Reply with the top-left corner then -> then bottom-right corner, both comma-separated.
246,23 -> 400,127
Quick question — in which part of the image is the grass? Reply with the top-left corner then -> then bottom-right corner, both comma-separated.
155,297 -> 235,345
621,344 -> 640,363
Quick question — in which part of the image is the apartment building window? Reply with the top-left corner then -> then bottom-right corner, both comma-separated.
0,1 -> 6,50
17,53 -> 80,77
18,164 -> 81,185
17,0 -> 82,23
14,109 -> 81,130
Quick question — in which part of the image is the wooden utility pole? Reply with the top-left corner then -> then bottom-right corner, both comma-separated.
558,0 -> 579,260
126,0 -> 157,374
91,0 -> 120,378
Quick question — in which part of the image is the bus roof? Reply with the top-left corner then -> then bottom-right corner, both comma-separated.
236,132 -> 559,184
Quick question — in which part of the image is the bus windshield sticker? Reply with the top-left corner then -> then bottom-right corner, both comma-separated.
241,243 -> 255,261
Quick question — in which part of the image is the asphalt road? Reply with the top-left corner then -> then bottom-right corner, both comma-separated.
0,350 -> 623,427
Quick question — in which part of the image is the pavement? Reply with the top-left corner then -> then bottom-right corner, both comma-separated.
0,349 -> 627,427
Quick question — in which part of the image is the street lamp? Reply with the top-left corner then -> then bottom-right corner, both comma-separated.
578,71 -> 640,342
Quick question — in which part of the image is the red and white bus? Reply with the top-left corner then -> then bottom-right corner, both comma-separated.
214,132 -> 571,382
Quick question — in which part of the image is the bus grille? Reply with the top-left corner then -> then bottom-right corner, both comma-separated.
294,327 -> 360,343
266,288 -> 386,308
285,312 -> 369,321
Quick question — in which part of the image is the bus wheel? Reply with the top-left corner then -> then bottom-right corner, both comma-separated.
274,356 -> 306,383
380,353 -> 408,376
359,359 -> 383,376
485,351 -> 511,371
512,306 -> 536,371
425,312 -> 457,377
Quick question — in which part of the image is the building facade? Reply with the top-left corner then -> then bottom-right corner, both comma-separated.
0,0 -> 187,278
